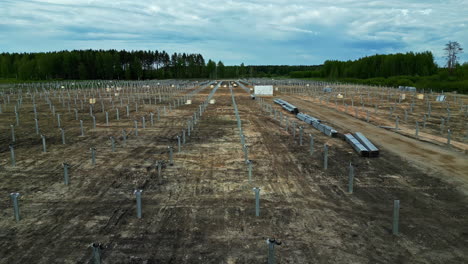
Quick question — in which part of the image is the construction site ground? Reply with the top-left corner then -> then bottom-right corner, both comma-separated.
1,83 -> 467,263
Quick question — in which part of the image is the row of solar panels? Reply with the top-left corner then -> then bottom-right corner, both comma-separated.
297,112 -> 338,137
344,132 -> 379,157
273,99 -> 299,114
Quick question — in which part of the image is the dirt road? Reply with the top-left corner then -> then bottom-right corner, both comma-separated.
283,95 -> 468,193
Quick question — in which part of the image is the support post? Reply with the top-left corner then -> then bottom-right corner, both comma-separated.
91,243 -> 102,264
10,192 -> 21,222
90,147 -> 96,165
348,163 -> 354,193
63,163 -> 70,185
80,120 -> 85,136
323,144 -> 328,169
61,128 -> 66,144
110,136 -> 115,152
253,187 -> 260,217
134,120 -> 138,136
35,118 -> 39,134
9,144 -> 15,167
168,146 -> 173,165
248,160 -> 253,183
134,190 -> 143,218
11,124 -> 15,142
41,134 -> 47,152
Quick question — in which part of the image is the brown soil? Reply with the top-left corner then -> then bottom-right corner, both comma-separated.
0,83 -> 467,263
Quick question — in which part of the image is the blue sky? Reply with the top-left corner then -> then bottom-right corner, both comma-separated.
1,0 -> 467,66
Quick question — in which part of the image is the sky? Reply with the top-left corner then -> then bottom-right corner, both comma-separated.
1,0 -> 467,66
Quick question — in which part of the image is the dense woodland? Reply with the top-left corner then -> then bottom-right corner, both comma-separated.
0,50 -> 318,80
290,52 -> 468,93
0,50 -> 208,80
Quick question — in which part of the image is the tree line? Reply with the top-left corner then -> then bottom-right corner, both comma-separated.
0,49 -> 324,81
0,50 -> 208,80
321,51 -> 438,79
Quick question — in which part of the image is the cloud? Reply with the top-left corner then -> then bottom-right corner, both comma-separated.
0,0 -> 467,65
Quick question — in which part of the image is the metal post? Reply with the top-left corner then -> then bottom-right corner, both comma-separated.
168,146 -> 173,165
248,160 -> 253,183
10,192 -> 21,222
110,136 -> 115,152
292,122 -> 296,139
299,126 -> 303,146
116,108 -> 120,120
267,239 -> 281,264
92,116 -> 96,129
122,129 -> 127,146
35,118 -> 39,134
15,111 -> 20,126
150,112 -> 154,126
9,144 -> 15,167
41,134 -> 47,152
134,120 -> 138,136
177,136 -> 181,152
91,243 -> 101,264
90,147 -> 96,165
415,121 -> 419,138
323,144 -> 328,169
182,130 -> 186,144
63,163 -> 70,185
253,187 -> 260,217
61,128 -> 66,144
348,163 -> 354,194
57,113 -> 61,128
74,108 -> 78,120
423,114 -> 427,129
126,105 -> 130,117
157,162 -> 163,185
134,189 -> 143,218
80,120 -> 84,136
243,145 -> 249,163
11,124 -> 15,142
447,129 -> 451,146
393,200 -> 400,235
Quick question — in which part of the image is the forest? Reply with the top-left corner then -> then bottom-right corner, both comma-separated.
0,50 -> 317,81
0,50 -> 206,80
290,51 -> 468,93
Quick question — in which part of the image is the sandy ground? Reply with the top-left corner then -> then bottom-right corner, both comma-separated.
0,83 -> 467,263
280,95 -> 468,194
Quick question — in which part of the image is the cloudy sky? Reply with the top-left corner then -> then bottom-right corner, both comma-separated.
1,0 -> 467,65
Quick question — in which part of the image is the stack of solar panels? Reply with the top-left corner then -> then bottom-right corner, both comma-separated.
273,99 -> 299,114
345,132 -> 379,157
313,122 -> 338,137
297,112 -> 321,125
296,112 -> 337,137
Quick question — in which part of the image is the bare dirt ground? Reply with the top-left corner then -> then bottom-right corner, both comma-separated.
1,82 -> 468,263
278,95 -> 468,193
277,86 -> 468,149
